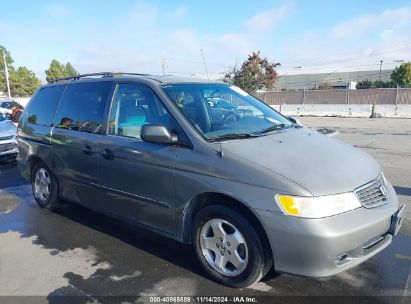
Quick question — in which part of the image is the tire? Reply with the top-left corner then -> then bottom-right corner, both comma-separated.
31,162 -> 60,210
193,205 -> 272,288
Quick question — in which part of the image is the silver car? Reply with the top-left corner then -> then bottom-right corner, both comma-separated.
0,100 -> 20,115
17,74 -> 404,288
0,113 -> 18,162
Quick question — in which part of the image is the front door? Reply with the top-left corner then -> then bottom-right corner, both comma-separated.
98,83 -> 178,234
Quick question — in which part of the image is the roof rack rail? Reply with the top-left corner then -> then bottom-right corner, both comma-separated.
48,72 -> 154,84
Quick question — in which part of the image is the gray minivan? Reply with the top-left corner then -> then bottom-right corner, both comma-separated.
17,73 -> 404,288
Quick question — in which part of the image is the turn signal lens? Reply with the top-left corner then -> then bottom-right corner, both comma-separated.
276,192 -> 362,218
276,195 -> 299,216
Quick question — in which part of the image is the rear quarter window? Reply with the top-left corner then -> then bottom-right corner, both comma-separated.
54,81 -> 112,134
26,86 -> 66,127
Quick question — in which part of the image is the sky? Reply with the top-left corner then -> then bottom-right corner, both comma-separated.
1,0 -> 411,81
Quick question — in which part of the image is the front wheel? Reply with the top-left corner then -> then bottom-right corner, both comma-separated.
193,205 -> 272,288
31,162 -> 60,210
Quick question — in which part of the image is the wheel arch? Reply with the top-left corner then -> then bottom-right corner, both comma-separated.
182,192 -> 273,261
28,155 -> 44,178
28,156 -> 58,191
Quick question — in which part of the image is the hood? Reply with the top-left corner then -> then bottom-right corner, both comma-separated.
0,120 -> 17,137
221,127 -> 380,196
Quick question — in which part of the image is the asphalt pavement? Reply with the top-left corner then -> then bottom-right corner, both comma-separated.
0,117 -> 410,303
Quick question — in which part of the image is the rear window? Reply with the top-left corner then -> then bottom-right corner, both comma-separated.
26,86 -> 65,127
54,82 -> 112,134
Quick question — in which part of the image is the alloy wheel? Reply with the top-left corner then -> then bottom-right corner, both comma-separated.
34,168 -> 51,202
200,218 -> 249,276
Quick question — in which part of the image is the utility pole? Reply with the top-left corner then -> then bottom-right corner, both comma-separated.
161,58 -> 167,76
395,84 -> 399,106
2,49 -> 11,99
200,48 -> 209,79
379,60 -> 383,82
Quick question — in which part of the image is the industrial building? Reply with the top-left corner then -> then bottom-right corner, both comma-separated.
275,69 -> 393,91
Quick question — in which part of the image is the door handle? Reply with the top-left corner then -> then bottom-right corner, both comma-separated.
82,145 -> 94,155
102,148 -> 114,160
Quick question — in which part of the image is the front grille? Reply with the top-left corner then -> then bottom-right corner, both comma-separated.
354,174 -> 387,208
0,143 -> 17,152
0,135 -> 14,141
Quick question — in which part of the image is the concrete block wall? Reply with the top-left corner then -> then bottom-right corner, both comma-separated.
271,104 -> 411,118
373,104 -> 411,118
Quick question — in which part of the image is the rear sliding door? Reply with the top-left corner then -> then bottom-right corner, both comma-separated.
52,81 -> 114,207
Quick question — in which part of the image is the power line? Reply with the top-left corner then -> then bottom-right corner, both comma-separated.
279,42 -> 411,70
163,42 -> 411,77
167,58 -> 227,65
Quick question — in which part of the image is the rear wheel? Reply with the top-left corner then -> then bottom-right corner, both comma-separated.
31,162 -> 60,210
193,205 -> 272,288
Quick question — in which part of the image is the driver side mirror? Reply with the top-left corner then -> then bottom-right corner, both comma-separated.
141,124 -> 178,145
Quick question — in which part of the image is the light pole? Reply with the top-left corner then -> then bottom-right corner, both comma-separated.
2,49 -> 11,99
379,60 -> 383,82
161,58 -> 167,76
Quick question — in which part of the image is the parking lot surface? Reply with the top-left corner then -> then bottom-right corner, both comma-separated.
0,117 -> 410,302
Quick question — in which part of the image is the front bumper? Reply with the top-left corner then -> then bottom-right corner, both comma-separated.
256,183 -> 402,278
0,141 -> 18,161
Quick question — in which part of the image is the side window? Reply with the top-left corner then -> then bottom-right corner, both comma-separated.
108,83 -> 173,139
55,82 -> 112,134
26,86 -> 65,127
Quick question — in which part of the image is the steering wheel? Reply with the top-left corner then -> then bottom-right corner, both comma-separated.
221,112 -> 237,126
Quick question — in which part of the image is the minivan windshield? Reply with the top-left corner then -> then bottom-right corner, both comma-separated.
162,83 -> 292,140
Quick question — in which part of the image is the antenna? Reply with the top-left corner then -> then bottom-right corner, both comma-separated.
200,48 -> 209,79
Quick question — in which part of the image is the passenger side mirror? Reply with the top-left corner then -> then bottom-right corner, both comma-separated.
288,116 -> 303,126
141,124 -> 178,145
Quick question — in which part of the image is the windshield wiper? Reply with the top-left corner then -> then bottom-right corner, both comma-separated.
208,133 -> 259,142
258,123 -> 289,134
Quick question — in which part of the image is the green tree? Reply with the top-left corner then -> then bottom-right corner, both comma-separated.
318,82 -> 331,90
356,80 -> 372,89
64,62 -> 79,77
372,80 -> 395,88
391,62 -> 411,86
0,45 -> 14,69
224,51 -> 280,93
0,45 -> 15,94
45,59 -> 80,82
45,59 -> 66,82
9,66 -> 42,96
1,45 -> 41,96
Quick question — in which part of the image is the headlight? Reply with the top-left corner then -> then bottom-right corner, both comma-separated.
276,192 -> 361,218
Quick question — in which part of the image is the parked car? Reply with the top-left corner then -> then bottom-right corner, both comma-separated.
0,100 -> 20,115
0,113 -> 18,162
17,73 -> 403,288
